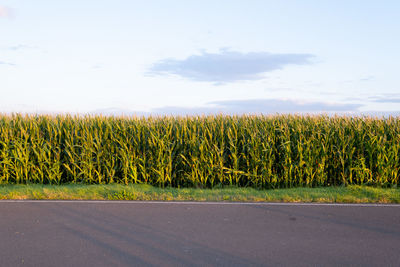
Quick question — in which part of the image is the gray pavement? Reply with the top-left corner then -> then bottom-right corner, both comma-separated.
0,201 -> 399,266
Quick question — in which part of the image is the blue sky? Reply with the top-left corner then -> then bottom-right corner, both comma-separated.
1,0 -> 399,115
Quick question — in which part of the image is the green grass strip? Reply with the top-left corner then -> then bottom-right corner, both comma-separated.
0,184 -> 399,203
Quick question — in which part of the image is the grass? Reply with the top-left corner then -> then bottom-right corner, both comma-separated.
0,184 -> 399,203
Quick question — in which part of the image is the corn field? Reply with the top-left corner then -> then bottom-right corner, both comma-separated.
0,114 -> 398,188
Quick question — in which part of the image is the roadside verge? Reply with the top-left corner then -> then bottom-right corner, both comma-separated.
0,184 -> 398,203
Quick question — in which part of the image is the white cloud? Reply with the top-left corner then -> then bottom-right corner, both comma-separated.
149,49 -> 314,83
0,61 -> 15,66
368,94 -> 400,103
152,98 -> 362,115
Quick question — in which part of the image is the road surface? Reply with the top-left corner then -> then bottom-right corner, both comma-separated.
0,201 -> 399,266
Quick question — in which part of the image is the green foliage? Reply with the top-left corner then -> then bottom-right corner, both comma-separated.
0,184 -> 399,203
0,114 -> 399,188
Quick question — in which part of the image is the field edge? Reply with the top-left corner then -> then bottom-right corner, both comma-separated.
0,184 -> 399,203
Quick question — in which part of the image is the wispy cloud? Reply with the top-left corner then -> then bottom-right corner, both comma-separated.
344,93 -> 400,103
0,6 -> 13,18
368,94 -> 400,103
0,61 -> 15,66
91,64 -> 103,69
360,75 -> 374,81
5,45 -> 36,51
373,98 -> 400,103
149,49 -> 314,83
152,98 -> 361,115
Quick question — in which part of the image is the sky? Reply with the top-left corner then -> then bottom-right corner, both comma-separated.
1,0 -> 399,115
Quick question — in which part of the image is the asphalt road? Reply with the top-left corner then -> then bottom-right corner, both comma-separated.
0,201 -> 399,267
